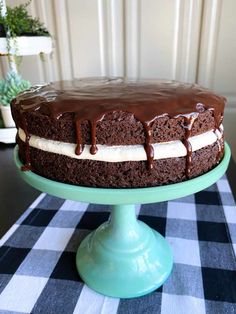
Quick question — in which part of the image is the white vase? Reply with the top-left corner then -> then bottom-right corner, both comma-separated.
0,104 -> 15,128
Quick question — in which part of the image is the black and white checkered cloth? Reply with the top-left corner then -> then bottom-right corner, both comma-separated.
0,174 -> 236,314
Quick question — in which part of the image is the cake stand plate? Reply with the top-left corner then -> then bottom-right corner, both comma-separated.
14,143 -> 231,298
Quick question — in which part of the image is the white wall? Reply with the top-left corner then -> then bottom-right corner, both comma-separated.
1,0 -> 236,157
197,0 -> 236,158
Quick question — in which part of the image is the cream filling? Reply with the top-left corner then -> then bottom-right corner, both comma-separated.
18,127 -> 223,162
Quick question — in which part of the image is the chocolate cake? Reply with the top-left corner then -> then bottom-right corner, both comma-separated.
11,77 -> 225,188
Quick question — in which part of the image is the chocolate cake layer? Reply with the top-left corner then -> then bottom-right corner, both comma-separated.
18,138 -> 223,188
12,109 -> 216,145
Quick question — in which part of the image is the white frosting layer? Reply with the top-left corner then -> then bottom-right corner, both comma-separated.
18,127 -> 223,162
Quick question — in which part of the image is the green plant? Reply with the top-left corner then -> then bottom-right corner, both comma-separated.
0,0 -> 50,38
0,70 -> 31,106
0,0 -> 51,68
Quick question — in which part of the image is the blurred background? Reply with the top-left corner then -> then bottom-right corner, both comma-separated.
0,0 -> 235,157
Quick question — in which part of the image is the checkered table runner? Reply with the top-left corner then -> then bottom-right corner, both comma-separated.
0,175 -> 236,314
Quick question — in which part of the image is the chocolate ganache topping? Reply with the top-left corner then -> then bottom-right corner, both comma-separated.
12,77 -> 226,174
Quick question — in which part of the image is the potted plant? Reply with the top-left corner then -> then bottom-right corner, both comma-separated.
0,70 -> 31,127
0,0 -> 52,143
0,0 -> 52,57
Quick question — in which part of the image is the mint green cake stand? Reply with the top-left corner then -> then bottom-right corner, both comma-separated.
14,143 -> 231,298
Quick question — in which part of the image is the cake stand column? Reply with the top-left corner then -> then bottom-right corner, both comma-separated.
76,203 -> 173,298
105,205 -> 146,248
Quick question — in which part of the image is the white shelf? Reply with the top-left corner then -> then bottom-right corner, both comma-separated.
0,36 -> 52,56
0,127 -> 17,144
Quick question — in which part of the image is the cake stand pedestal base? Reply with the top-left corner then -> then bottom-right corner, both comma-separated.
76,204 -> 172,298
14,143 -> 231,298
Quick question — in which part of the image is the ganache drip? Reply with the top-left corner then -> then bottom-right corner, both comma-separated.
209,108 -> 224,163
142,121 -> 155,170
180,113 -> 199,177
75,118 -> 83,155
89,121 -> 98,155
20,113 -> 32,171
12,78 -> 226,175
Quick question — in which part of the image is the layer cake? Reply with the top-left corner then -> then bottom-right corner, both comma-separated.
11,78 -> 225,188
